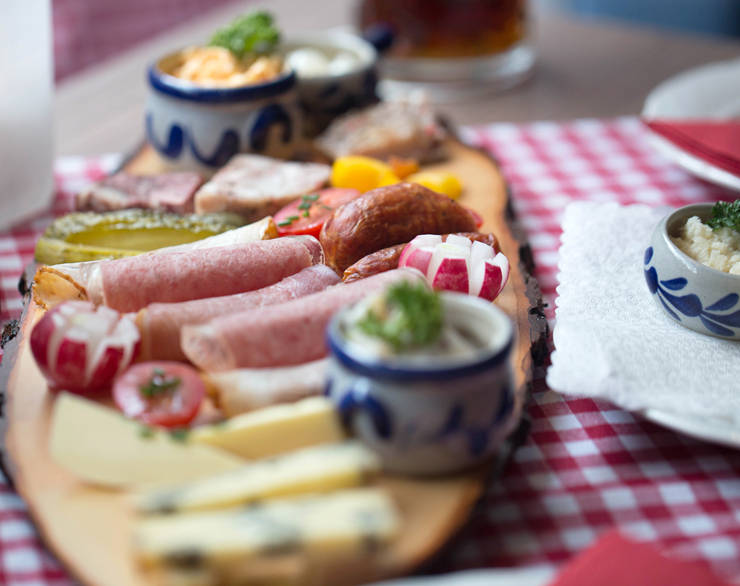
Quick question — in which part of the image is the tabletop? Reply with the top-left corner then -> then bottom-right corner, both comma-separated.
54,0 -> 740,158
7,2 -> 740,585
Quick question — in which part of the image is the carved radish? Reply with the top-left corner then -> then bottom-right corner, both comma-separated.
30,301 -> 140,395
398,234 -> 509,302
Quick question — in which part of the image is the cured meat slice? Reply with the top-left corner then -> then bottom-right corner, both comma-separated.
204,359 -> 329,417
75,172 -> 204,214
136,265 -> 341,362
37,236 -> 322,314
194,154 -> 331,222
181,268 -> 424,371
33,217 -> 279,310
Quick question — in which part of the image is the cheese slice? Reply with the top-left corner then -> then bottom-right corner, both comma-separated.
49,393 -> 244,488
135,441 -> 380,515
135,488 -> 400,568
190,396 -> 345,459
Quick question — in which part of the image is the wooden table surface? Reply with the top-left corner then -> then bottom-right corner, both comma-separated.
54,0 -> 740,158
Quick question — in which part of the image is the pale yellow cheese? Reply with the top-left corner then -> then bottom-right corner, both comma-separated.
135,441 -> 381,515
49,393 -> 244,488
190,396 -> 345,459
135,488 -> 401,568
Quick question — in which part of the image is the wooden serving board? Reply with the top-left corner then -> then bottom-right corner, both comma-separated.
3,138 -> 547,586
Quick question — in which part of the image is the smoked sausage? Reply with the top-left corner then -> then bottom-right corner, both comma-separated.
319,183 -> 477,274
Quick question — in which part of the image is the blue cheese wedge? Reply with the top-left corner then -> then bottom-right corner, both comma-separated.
135,441 -> 380,515
135,488 -> 400,568
190,396 -> 345,459
49,393 -> 244,488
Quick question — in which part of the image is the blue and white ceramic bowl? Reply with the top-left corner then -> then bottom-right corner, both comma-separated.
283,31 -> 378,136
326,292 -> 516,476
645,203 -> 740,340
146,51 -> 301,173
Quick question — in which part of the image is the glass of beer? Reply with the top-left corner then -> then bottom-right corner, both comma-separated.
359,0 -> 535,98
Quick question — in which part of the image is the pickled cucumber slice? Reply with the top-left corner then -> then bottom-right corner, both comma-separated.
35,210 -> 245,265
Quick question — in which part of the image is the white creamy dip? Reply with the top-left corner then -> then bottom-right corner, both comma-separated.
672,216 -> 740,275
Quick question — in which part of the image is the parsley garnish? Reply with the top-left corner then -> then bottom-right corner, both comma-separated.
208,10 -> 280,59
140,368 -> 181,399
707,201 -> 740,232
169,428 -> 190,443
356,281 -> 443,352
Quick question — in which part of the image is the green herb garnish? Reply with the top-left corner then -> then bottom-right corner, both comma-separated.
169,428 -> 190,443
278,215 -> 300,227
208,10 -> 280,59
707,201 -> 740,232
140,368 -> 181,399
138,426 -> 156,440
356,281 -> 443,352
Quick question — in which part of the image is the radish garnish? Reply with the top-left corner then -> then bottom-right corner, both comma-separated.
399,234 -> 510,302
30,301 -> 140,395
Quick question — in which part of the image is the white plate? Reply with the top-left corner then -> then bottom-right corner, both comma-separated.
643,410 -> 740,450
642,58 -> 740,192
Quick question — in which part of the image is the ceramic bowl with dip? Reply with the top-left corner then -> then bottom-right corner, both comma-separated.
325,286 -> 516,476
645,203 -> 740,340
146,52 -> 301,173
284,31 -> 379,136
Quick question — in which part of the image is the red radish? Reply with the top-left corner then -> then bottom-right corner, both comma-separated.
398,234 -> 441,267
30,301 -> 140,395
399,234 -> 510,302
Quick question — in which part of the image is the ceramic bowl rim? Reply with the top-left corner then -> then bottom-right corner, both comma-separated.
659,203 -> 740,284
326,292 -> 514,382
148,51 -> 296,104
282,30 -> 378,81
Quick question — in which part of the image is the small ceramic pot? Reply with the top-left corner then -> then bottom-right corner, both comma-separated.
283,31 -> 378,136
325,293 -> 516,476
146,52 -> 301,173
645,203 -> 740,340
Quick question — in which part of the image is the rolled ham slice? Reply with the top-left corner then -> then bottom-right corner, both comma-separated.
204,358 -> 329,417
33,217 -> 279,310
136,265 -> 341,362
36,236 -> 322,313
182,267 -> 424,371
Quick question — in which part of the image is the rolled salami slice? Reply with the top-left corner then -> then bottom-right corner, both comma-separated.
182,267 -> 424,371
136,265 -> 341,362
204,358 -> 329,417
36,235 -> 322,313
33,217 -> 279,310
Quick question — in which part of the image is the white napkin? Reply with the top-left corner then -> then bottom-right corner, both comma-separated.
548,201 -> 740,425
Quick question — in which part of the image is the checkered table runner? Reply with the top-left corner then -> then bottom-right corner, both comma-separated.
2,118 -> 740,584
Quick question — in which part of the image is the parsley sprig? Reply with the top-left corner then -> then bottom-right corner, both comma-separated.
140,368 -> 181,399
707,201 -> 740,232
208,10 -> 280,59
356,281 -> 443,352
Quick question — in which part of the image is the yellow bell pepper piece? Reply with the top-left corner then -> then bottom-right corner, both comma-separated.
331,156 -> 400,193
406,171 -> 464,200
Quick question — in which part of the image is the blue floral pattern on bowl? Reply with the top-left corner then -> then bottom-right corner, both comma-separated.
646,203 -> 740,341
645,246 -> 740,337
325,292 -> 517,476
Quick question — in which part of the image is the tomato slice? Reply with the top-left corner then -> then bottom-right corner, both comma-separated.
112,361 -> 205,428
274,188 -> 362,239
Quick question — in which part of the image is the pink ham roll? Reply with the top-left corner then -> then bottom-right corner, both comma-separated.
181,268 -> 424,371
136,265 -> 340,362
92,236 -> 322,313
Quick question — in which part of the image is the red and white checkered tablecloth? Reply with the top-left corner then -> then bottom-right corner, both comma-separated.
2,118 -> 740,584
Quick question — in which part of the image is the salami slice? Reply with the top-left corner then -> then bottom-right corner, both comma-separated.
136,265 -> 341,362
181,268 -> 424,371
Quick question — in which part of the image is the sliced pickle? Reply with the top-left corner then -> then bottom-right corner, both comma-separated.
35,210 -> 245,265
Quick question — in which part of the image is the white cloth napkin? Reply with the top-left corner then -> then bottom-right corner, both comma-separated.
548,201 -> 740,425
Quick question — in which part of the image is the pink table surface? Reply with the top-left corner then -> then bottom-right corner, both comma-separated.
1,118 -> 740,584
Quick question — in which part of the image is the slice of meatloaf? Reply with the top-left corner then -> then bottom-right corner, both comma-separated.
76,172 -> 204,214
194,154 -> 331,222
316,93 -> 447,163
